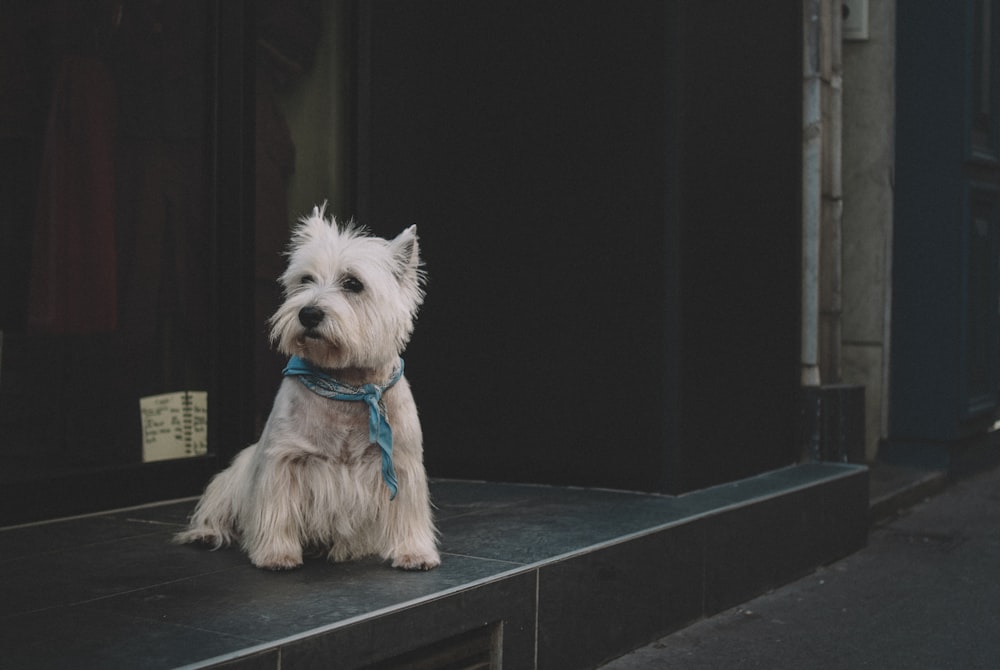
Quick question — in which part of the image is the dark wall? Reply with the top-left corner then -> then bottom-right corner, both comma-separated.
356,1 -> 801,493
676,3 -> 803,489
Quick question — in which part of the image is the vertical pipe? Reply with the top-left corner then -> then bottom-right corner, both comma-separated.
880,0 -> 897,448
802,0 -> 823,387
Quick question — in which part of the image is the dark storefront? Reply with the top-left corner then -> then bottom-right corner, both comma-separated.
1,1 -> 254,524
1,1 -> 801,524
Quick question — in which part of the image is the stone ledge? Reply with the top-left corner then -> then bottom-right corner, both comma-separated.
0,463 -> 868,669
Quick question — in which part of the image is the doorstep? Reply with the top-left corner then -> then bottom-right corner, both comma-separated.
0,462 -> 868,669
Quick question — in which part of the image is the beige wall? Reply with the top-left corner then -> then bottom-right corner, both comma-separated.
841,0 -> 895,460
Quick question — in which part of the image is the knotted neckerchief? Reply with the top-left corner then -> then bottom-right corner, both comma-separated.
282,355 -> 404,500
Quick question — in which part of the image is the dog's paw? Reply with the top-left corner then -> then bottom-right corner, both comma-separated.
391,550 -> 441,571
249,545 -> 304,571
252,554 -> 304,571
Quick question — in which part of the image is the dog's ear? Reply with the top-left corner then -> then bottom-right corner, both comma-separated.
389,225 -> 421,283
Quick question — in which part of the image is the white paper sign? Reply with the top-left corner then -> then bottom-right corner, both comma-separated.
140,391 -> 208,462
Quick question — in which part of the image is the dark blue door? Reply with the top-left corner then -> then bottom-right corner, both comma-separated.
890,1 -> 1000,466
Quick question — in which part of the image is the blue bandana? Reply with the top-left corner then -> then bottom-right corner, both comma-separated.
282,355 -> 405,500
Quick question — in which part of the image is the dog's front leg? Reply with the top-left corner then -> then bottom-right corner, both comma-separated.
240,458 -> 306,570
382,462 -> 441,571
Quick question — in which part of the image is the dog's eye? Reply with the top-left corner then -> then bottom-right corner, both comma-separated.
341,275 -> 364,293
300,274 -> 316,286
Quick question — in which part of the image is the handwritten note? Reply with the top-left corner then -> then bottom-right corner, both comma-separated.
140,391 -> 208,462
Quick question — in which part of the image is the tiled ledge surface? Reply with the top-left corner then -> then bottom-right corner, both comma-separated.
0,463 -> 868,669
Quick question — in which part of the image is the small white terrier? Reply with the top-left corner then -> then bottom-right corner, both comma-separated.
175,206 -> 440,571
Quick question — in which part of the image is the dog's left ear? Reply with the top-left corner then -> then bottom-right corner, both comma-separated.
390,224 -> 421,283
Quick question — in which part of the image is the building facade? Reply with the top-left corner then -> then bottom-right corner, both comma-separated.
1,0 -> 996,524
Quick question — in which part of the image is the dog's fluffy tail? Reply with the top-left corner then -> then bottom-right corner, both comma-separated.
173,446 -> 256,549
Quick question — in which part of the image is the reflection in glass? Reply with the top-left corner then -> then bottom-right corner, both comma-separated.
0,1 -> 212,481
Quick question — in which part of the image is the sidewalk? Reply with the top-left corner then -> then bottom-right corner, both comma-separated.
599,464 -> 1000,669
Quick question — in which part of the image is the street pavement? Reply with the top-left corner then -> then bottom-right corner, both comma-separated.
599,464 -> 1000,669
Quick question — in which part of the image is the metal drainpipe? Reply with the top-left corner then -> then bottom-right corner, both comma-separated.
802,0 -> 823,387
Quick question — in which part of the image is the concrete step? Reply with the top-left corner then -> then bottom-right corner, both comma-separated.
0,463 -> 868,669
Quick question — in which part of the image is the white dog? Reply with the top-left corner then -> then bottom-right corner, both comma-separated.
175,206 -> 440,571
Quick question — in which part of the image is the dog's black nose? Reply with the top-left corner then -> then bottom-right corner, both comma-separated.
298,306 -> 324,329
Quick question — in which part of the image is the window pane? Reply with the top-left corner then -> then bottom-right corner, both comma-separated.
0,1 -> 213,483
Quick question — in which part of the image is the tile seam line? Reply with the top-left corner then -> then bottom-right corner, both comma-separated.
0,565 -> 242,620
0,495 -> 202,531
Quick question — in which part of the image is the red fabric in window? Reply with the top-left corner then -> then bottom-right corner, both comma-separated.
28,55 -> 118,334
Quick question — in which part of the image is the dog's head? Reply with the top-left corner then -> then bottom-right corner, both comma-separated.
269,206 -> 425,371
